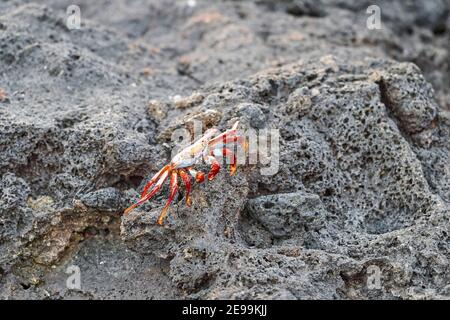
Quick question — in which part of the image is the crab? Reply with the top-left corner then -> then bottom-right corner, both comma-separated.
124,121 -> 247,225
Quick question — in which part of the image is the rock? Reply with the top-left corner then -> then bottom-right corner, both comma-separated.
378,63 -> 439,134
80,188 -> 123,212
237,103 -> 266,129
246,192 -> 326,238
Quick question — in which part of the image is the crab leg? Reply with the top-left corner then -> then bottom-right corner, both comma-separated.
208,135 -> 247,151
212,148 -> 236,175
157,170 -> 179,225
207,121 -> 239,147
204,155 -> 221,181
124,169 -> 170,215
140,164 -> 171,198
178,169 -> 192,206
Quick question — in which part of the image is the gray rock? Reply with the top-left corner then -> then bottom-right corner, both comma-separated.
80,187 -> 123,212
246,192 -> 326,238
237,103 -> 266,129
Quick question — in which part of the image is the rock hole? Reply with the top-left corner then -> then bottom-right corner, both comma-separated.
263,201 -> 274,209
20,283 -> 31,290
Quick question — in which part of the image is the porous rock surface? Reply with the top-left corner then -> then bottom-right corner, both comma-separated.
0,0 -> 449,299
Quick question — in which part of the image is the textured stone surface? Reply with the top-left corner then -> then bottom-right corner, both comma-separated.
0,0 -> 449,299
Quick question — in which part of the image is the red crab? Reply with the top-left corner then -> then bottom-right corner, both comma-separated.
124,121 -> 247,225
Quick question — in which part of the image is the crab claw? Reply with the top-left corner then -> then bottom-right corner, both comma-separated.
207,121 -> 240,147
140,165 -> 171,198
188,168 -> 205,183
204,155 -> 221,181
212,147 -> 236,175
195,171 -> 205,182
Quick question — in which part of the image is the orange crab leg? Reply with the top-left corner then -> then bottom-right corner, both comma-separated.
178,169 -> 192,206
228,136 -> 248,151
157,170 -> 178,225
140,164 -> 171,198
204,155 -> 221,181
208,131 -> 237,147
211,148 -> 236,175
207,121 -> 239,146
209,135 -> 248,151
124,169 -> 170,215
